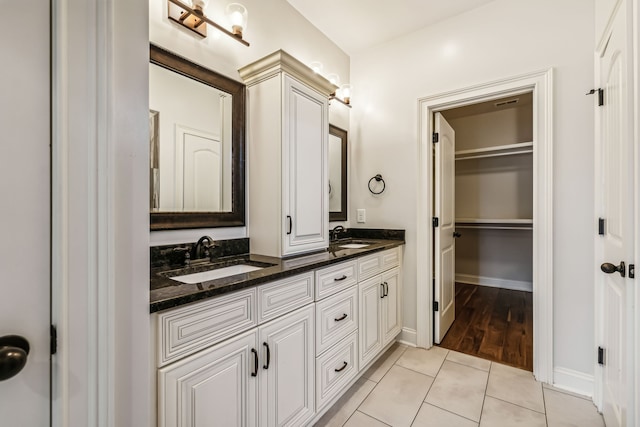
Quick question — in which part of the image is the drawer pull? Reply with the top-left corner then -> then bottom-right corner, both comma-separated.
251,348 -> 258,377
334,313 -> 348,322
380,283 -> 385,298
383,281 -> 389,297
263,342 -> 271,370
334,361 -> 348,372
334,275 -> 348,282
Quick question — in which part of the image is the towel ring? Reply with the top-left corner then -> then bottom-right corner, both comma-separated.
368,174 -> 385,194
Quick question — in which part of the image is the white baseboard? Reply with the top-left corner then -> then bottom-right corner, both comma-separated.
552,367 -> 594,397
456,274 -> 533,292
397,327 -> 417,347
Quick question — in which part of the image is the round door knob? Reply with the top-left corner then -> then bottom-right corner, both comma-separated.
600,261 -> 626,277
0,335 -> 30,381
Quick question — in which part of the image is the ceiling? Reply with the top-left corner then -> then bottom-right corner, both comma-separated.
286,0 -> 497,55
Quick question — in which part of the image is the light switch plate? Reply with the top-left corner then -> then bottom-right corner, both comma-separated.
357,209 -> 366,223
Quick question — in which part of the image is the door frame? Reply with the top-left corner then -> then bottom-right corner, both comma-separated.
416,69 -> 554,383
51,0 -> 150,425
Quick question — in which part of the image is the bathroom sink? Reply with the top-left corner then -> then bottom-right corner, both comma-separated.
166,263 -> 268,284
170,264 -> 265,284
338,243 -> 370,249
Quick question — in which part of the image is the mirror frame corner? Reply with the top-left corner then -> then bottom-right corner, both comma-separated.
329,124 -> 348,222
149,43 -> 246,230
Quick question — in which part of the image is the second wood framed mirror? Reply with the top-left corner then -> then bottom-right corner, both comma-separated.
328,124 -> 348,221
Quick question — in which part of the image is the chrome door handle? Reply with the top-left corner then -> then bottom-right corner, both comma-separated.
601,261 -> 625,277
0,335 -> 30,381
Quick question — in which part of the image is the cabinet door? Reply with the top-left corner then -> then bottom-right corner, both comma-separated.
259,304 -> 315,426
158,329 -> 258,427
282,75 -> 329,256
358,275 -> 383,368
382,267 -> 402,346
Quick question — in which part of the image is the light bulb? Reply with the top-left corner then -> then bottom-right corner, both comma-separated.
310,61 -> 323,74
190,0 -> 208,14
326,73 -> 341,87
226,3 -> 248,37
340,84 -> 351,104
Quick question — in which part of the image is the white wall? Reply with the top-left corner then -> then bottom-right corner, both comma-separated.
149,0 -> 350,244
349,0 -> 595,387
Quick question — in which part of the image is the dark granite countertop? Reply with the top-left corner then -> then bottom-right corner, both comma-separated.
150,237 -> 404,313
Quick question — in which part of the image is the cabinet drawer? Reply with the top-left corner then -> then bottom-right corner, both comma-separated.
315,287 -> 358,355
315,260 -> 357,300
258,272 -> 314,324
157,288 -> 257,367
358,247 -> 400,281
315,331 -> 358,412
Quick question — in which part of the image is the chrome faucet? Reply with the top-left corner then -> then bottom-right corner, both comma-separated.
194,235 -> 216,259
329,226 -> 345,242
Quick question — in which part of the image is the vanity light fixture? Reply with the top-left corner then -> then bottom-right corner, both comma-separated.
330,83 -> 352,108
168,0 -> 250,46
309,66 -> 352,107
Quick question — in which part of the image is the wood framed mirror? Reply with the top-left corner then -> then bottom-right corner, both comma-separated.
149,44 -> 246,230
328,124 -> 348,221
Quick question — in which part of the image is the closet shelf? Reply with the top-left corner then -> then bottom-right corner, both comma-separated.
455,141 -> 533,161
455,218 -> 533,230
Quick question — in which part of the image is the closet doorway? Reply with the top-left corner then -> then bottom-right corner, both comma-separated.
416,70 -> 553,382
435,94 -> 534,371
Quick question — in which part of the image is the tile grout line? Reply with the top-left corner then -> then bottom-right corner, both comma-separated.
444,356 -> 492,373
542,384 -> 549,426
477,361 -> 493,426
344,345 -> 408,427
420,402 -> 483,424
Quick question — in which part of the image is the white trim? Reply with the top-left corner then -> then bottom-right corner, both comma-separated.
397,328 -> 417,347
455,274 -> 532,293
416,69 -> 554,384
553,367 -> 595,398
52,0 -> 150,426
633,2 -> 640,425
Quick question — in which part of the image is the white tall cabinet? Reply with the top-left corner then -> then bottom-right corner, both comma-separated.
239,51 -> 336,257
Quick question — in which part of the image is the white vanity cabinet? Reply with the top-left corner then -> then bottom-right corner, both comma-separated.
156,273 -> 315,427
313,260 -> 360,413
158,329 -> 259,427
154,245 -> 405,427
239,51 -> 336,258
259,305 -> 315,426
357,248 -> 403,368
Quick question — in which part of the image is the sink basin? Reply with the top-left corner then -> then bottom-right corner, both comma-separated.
338,243 -> 370,249
170,264 -> 265,284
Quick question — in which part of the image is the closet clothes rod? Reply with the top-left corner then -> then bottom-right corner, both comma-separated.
455,149 -> 533,161
455,225 -> 533,231
454,141 -> 533,161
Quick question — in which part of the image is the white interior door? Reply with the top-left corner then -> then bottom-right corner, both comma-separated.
596,2 -> 634,426
176,127 -> 222,211
0,1 -> 51,424
434,112 -> 456,343
183,132 -> 222,211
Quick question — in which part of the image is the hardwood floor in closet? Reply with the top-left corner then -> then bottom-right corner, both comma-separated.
438,283 -> 533,371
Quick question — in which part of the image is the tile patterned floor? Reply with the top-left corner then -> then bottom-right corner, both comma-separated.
314,344 -> 605,427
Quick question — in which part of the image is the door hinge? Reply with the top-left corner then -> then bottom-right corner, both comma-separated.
432,132 -> 439,143
433,301 -> 439,312
50,325 -> 57,355
586,88 -> 604,106
433,217 -> 439,227
598,218 -> 605,235
598,346 -> 605,365
629,264 -> 635,279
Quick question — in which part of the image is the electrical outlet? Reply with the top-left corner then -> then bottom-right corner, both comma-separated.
357,209 -> 366,223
